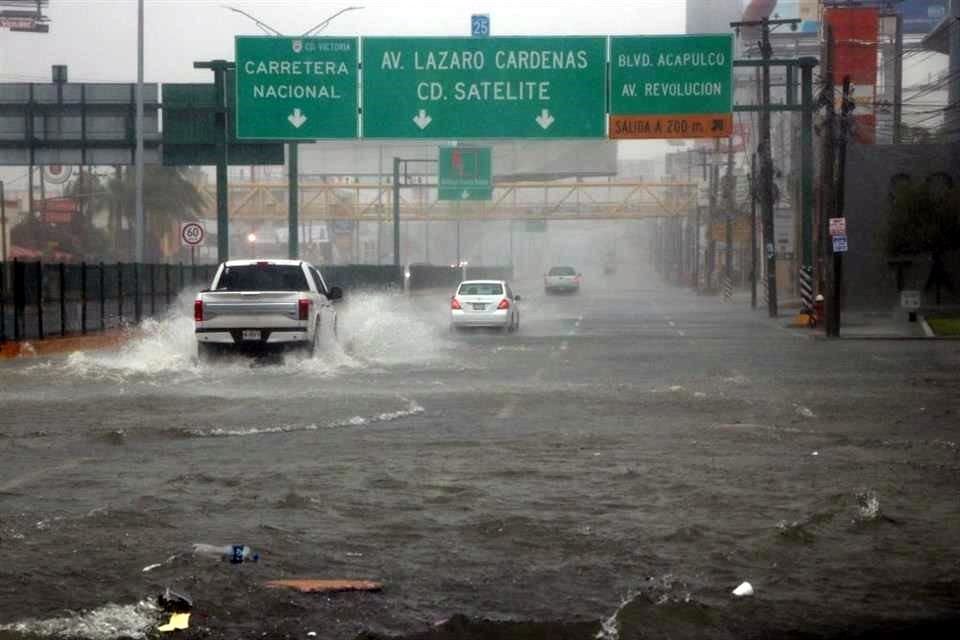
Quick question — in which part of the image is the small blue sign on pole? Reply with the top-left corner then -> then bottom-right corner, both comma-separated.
471,14 -> 490,37
832,235 -> 848,253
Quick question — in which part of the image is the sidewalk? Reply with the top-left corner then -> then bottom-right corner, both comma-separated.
0,329 -> 132,359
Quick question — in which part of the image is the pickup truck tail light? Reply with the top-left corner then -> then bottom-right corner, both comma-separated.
194,299 -> 203,322
298,298 -> 310,321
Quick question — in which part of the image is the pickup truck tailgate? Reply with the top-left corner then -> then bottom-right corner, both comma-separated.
200,291 -> 304,328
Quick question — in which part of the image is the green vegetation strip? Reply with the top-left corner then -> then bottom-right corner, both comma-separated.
926,316 -> 960,337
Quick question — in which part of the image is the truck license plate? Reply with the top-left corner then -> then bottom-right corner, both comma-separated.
242,330 -> 261,341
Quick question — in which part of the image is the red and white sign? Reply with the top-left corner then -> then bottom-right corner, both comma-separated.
829,217 -> 847,237
826,7 -> 879,144
180,222 -> 205,247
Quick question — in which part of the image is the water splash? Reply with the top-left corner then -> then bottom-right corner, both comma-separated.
856,489 -> 881,521
38,291 -> 449,383
336,292 -> 449,365
0,600 -> 159,640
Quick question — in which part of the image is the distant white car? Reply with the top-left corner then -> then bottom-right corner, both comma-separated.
194,259 -> 341,359
450,279 -> 520,332
544,266 -> 581,293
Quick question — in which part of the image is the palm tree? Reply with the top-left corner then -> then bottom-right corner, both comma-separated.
105,165 -> 209,261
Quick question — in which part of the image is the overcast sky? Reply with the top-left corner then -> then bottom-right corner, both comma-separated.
0,0 -> 689,164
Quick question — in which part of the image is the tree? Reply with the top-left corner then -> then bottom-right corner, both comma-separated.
885,174 -> 960,304
105,165 -> 208,261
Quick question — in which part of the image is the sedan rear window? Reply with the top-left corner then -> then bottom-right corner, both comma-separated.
549,267 -> 576,276
458,283 -> 503,296
215,264 -> 309,292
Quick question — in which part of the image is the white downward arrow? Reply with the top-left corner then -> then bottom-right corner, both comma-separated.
535,109 -> 555,130
413,109 -> 432,130
287,108 -> 308,129
461,190 -> 470,200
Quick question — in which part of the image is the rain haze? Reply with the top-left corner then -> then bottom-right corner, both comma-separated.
2,1 -> 960,639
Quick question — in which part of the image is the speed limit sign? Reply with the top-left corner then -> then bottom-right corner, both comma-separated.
180,222 -> 205,247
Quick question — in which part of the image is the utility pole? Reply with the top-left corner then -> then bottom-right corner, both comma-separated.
392,158 -> 401,266
723,136 -> 735,302
705,139 -> 719,293
799,57 -> 817,315
820,25 -> 837,335
135,0 -> 145,264
692,149 -> 709,292
750,153 -> 757,309
830,74 -> 853,337
758,19 -> 778,318
892,13 -> 903,144
731,17 -> 801,317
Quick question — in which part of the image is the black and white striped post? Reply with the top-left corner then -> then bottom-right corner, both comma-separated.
723,275 -> 734,303
799,265 -> 814,313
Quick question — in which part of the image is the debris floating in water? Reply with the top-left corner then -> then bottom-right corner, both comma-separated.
157,613 -> 190,633
795,405 -> 816,418
264,579 -> 383,593
732,581 -> 754,597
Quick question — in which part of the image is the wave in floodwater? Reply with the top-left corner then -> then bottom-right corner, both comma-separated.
37,291 -> 449,382
188,398 -> 425,438
0,600 -> 158,640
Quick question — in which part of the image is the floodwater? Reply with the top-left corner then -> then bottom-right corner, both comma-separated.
2,280 -> 960,639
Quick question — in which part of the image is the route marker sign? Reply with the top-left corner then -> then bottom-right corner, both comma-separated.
235,36 -> 358,140
832,234 -> 848,253
361,36 -> 606,139
438,146 -> 492,201
609,35 -> 733,139
471,14 -> 490,37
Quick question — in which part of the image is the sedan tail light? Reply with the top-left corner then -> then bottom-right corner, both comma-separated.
497,298 -> 510,310
298,298 -> 310,321
194,299 -> 204,322
451,298 -> 462,310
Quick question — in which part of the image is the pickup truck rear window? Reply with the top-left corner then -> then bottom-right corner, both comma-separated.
215,265 -> 309,292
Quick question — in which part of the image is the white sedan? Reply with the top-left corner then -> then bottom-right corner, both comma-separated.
450,280 -> 520,332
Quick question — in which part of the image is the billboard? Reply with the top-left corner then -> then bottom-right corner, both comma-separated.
901,0 -> 948,34
740,1 -> 819,33
825,7 -> 879,144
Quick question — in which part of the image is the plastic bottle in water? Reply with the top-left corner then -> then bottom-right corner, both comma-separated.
192,543 -> 259,564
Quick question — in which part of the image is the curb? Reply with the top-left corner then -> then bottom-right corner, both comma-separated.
0,330 -> 133,360
809,335 -> 960,341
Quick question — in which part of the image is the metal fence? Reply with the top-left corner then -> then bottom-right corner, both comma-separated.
0,261 -> 217,343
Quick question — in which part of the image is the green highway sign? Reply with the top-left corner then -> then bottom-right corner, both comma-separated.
609,35 -> 733,139
235,36 -> 358,140
361,37 -> 606,139
438,146 -> 492,200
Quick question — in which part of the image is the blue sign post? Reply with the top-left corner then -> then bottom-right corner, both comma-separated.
471,14 -> 490,37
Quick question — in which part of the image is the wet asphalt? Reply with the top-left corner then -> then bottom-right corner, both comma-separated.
1,269 -> 960,639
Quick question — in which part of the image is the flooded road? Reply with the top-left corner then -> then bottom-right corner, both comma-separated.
2,273 -> 960,639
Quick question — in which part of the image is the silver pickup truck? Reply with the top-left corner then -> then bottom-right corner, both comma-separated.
194,259 -> 341,360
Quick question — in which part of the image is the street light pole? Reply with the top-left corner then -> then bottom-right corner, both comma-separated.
134,0 -> 144,263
